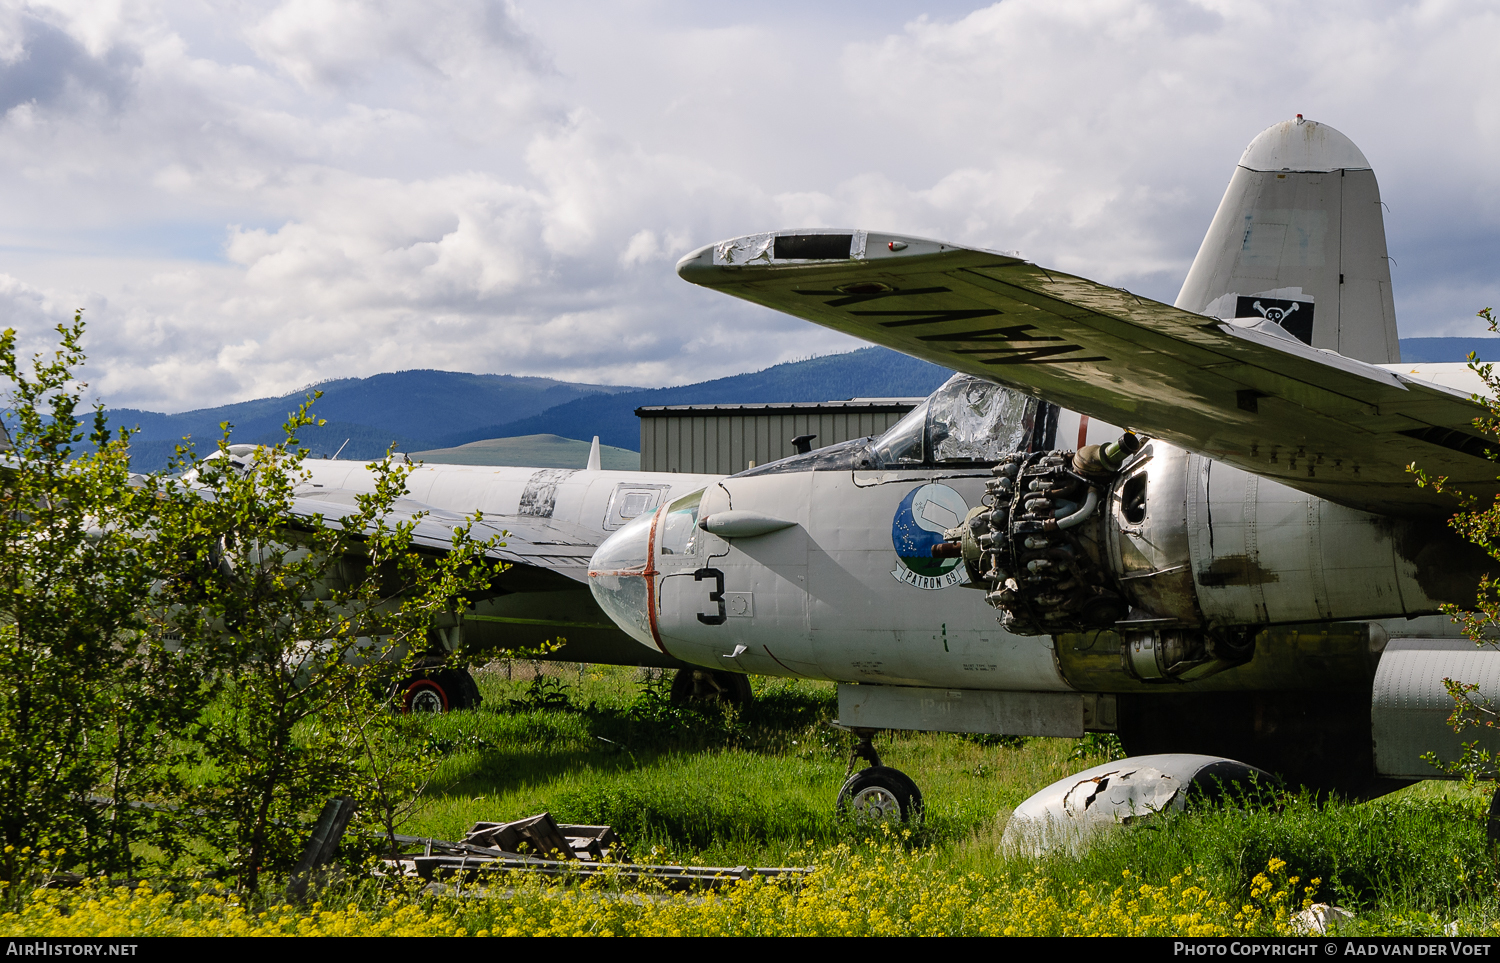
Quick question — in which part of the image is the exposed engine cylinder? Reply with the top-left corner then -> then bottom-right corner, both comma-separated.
950,436 -> 1139,636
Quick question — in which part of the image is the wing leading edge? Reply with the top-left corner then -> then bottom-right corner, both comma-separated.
678,230 -> 1496,517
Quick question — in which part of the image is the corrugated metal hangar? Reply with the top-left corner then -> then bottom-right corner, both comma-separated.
637,399 -> 921,475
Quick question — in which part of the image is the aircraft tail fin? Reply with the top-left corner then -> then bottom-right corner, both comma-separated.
1175,116 -> 1400,364
586,435 -> 601,471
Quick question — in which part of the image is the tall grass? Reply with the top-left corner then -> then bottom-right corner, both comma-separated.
7,663 -> 1494,936
383,663 -> 1500,930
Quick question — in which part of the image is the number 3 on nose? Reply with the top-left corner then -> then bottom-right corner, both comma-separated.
694,567 -> 727,625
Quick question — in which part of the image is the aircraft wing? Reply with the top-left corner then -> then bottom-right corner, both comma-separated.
679,230 -> 1498,517
289,490 -> 595,591
0,451 -> 599,590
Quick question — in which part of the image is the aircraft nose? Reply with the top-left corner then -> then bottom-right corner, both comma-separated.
587,510 -> 658,650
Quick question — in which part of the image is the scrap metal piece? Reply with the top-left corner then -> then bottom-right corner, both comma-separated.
411,854 -> 805,890
1001,754 -> 1272,857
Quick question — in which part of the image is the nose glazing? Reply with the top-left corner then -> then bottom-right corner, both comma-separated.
587,509 -> 658,650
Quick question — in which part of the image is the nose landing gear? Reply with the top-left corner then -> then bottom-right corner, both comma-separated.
835,727 -> 923,825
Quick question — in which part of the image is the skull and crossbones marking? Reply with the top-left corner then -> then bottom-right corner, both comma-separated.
1252,300 -> 1299,325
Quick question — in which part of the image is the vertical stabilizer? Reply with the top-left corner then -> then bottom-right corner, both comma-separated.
1176,117 -> 1400,363
586,435 -> 601,471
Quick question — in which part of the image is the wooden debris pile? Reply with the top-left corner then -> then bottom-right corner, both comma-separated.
382,811 -> 806,890
463,813 -> 625,862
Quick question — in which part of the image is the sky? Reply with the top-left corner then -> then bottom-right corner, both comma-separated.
0,0 -> 1497,413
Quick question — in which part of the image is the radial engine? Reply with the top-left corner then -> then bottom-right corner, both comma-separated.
939,435 -> 1258,683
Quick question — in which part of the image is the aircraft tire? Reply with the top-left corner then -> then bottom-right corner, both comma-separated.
439,667 -> 482,710
669,668 -> 754,707
401,677 -> 449,714
396,667 -> 480,713
836,766 -> 923,826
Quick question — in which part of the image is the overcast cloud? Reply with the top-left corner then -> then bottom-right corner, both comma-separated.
0,0 -> 1496,411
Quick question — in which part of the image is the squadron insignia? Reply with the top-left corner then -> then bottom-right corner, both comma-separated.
890,484 -> 971,590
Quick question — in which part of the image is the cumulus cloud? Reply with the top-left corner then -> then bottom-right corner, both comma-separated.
0,0 -> 1495,412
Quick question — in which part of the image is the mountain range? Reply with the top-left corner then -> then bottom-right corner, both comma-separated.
102,338 -> 1500,471
108,347 -> 954,471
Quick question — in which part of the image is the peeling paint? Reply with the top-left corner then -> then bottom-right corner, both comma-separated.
518,469 -> 576,518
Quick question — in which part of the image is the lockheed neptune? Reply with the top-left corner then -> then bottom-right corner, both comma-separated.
586,117 -> 1500,831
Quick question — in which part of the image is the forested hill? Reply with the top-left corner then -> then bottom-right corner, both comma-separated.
104,338 -> 1491,471
1395,338 -> 1500,363
109,347 -> 954,471
429,348 -> 954,453
107,371 -> 639,471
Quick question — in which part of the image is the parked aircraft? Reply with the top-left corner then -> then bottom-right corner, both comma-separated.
587,117 -> 1500,824
3,400 -> 751,712
210,438 -> 738,711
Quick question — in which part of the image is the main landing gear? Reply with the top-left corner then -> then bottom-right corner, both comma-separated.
395,663 -> 481,713
835,727 -> 923,825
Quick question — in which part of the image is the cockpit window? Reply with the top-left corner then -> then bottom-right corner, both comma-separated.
590,510 -> 654,572
871,401 -> 929,466
658,489 -> 703,556
733,375 -> 1045,477
928,377 -> 1035,463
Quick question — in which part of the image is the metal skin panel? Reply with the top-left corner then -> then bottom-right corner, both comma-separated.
1373,639 -> 1500,779
1054,622 -> 1383,694
837,684 -> 1103,738
677,234 -> 1495,516
1106,443 -> 1200,624
1175,164 -> 1398,365
1170,445 -> 1438,625
1336,170 -> 1401,364
653,474 -> 814,678
1098,442 -> 1432,630
1002,754 -> 1268,857
803,471 -> 1065,690
303,462 -> 717,533
640,470 -> 1071,692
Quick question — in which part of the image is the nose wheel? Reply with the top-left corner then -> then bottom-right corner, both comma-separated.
835,727 -> 923,825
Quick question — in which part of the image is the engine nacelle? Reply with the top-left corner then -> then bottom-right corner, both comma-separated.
947,437 -> 1487,683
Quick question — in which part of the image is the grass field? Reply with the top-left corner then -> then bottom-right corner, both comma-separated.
7,662 -> 1499,936
380,663 -> 1500,933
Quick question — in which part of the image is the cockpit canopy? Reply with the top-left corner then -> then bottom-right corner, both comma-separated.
736,374 -> 1051,476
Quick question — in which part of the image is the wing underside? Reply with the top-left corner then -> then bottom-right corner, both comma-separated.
679,231 -> 1497,517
